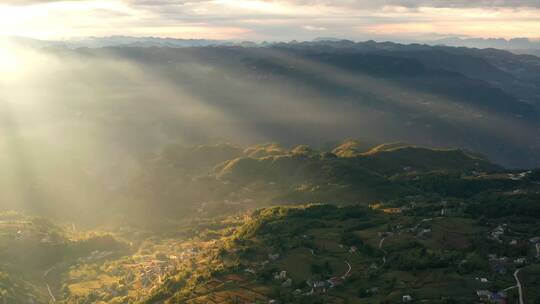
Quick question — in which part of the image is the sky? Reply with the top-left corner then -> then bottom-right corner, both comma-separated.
0,0 -> 539,41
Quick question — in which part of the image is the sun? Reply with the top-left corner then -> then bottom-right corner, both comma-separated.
0,41 -> 25,82
0,43 -> 17,70
0,1 -> 134,40
0,4 -> 39,38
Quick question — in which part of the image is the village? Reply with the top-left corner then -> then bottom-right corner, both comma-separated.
61,238 -> 225,303
12,198 -> 540,304
172,201 -> 540,304
2,198 -> 540,304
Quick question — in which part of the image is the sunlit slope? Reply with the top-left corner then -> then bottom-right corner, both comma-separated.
215,144 -> 495,182
214,151 -> 405,203
0,212 -> 129,303
0,271 -> 46,304
357,144 -> 496,175
331,140 -> 375,157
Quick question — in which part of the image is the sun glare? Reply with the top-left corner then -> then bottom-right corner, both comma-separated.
0,41 -> 34,84
0,43 -> 20,76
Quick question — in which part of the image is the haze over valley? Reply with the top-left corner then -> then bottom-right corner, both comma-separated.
1,0 -> 540,303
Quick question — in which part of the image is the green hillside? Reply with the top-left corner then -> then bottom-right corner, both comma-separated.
0,212 -> 130,304
118,141 -> 500,220
143,202 -> 540,303
1,141 -> 538,304
357,144 -> 499,175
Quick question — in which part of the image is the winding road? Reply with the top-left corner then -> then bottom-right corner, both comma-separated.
378,237 -> 386,249
513,269 -> 524,304
46,284 -> 56,303
378,237 -> 387,266
343,261 -> 352,278
44,265 -> 57,303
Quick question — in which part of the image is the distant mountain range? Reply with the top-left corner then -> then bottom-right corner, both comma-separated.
434,37 -> 540,54
6,35 -> 540,56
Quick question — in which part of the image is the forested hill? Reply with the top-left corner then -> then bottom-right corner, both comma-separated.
119,141 -> 520,220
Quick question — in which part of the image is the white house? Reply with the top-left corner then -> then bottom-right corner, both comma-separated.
268,253 -> 280,261
529,236 -> 540,244
274,270 -> 287,280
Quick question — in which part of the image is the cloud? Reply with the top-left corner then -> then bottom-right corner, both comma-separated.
0,0 -> 83,5
303,25 -> 326,31
0,0 -> 539,40
3,0 -> 540,8
268,0 -> 540,9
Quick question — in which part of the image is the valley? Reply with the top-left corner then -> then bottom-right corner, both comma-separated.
2,2 -> 540,303
1,141 -> 539,303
